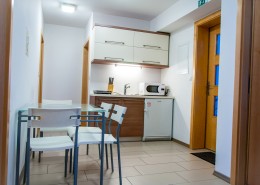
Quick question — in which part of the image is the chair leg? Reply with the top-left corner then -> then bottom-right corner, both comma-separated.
110,144 -> 114,172
38,131 -> 43,163
117,142 -> 122,185
23,143 -> 28,184
32,129 -> 35,159
105,144 -> 109,169
69,148 -> 73,173
64,149 -> 69,177
73,147 -> 79,185
86,144 -> 89,155
26,145 -> 30,185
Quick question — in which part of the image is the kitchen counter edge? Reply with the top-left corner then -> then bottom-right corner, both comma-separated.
90,94 -> 174,99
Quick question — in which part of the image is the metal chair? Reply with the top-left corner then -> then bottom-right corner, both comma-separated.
24,108 -> 81,185
40,99 -> 73,133
37,99 -> 73,162
67,102 -> 113,170
77,105 -> 127,185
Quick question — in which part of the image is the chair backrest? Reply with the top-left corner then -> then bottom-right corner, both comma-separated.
100,102 -> 113,118
42,99 -> 72,105
110,105 -> 127,124
28,108 -> 81,128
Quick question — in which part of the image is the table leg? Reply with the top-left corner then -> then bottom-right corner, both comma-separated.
100,112 -> 105,185
15,111 -> 22,185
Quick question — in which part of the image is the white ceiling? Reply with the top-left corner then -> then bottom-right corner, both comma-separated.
42,0 -> 179,28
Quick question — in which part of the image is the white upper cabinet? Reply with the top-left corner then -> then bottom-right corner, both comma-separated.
92,25 -> 170,68
94,43 -> 134,63
95,26 -> 134,46
134,48 -> 168,66
134,32 -> 169,51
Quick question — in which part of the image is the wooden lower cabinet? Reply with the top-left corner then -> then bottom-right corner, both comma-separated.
90,96 -> 144,137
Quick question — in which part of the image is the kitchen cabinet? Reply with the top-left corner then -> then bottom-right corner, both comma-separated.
95,26 -> 134,46
94,43 -> 134,63
91,25 -> 170,68
134,32 -> 169,51
134,47 -> 168,66
90,96 -> 144,138
133,32 -> 169,66
143,99 -> 173,141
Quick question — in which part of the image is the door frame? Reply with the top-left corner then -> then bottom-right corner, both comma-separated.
0,0 -> 12,184
38,35 -> 44,104
190,11 -> 221,149
231,0 -> 254,184
81,41 -> 90,104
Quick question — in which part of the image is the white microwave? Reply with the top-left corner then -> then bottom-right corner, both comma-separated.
139,82 -> 166,96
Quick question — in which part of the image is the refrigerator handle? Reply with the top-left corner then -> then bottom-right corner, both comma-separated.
144,101 -> 147,112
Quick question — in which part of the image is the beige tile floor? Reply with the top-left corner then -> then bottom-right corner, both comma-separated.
29,141 -> 230,185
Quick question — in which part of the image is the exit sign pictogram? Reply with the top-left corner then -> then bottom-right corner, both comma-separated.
198,0 -> 207,7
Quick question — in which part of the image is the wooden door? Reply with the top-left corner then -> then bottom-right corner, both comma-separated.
247,0 -> 260,183
231,0 -> 260,184
0,0 -> 12,184
205,24 -> 220,151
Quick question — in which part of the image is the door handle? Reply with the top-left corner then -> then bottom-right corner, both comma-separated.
143,45 -> 161,49
105,57 -> 124,61
105,41 -> 125,45
142,61 -> 161,64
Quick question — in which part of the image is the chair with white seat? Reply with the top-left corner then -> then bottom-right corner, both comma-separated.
67,102 -> 112,138
24,108 -> 81,185
40,99 -> 73,134
77,105 -> 127,185
37,99 -> 73,162
67,102 -> 113,170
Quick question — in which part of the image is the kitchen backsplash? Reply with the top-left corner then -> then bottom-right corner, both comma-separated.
90,64 -> 161,95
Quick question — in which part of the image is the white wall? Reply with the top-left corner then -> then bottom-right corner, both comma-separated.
93,12 -> 150,31
43,24 -> 85,103
161,25 -> 194,144
215,0 -> 237,177
85,13 -> 94,40
90,65 -> 161,95
8,0 -> 43,184
150,0 -> 198,32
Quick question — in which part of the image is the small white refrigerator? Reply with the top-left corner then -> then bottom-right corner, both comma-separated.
143,99 -> 173,141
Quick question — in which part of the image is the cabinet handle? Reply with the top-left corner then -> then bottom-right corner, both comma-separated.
143,45 -> 161,49
105,41 -> 125,45
105,57 -> 124,61
142,61 -> 161,64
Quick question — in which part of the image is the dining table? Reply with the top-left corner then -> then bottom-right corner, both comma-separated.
15,103 -> 106,185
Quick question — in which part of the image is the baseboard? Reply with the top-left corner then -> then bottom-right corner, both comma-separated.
120,137 -> 142,142
213,170 -> 230,183
172,138 -> 190,148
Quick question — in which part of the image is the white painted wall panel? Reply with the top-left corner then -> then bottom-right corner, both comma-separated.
93,12 -> 150,31
90,64 -> 161,95
43,24 -> 85,103
8,0 -> 43,184
161,25 -> 194,144
215,0 -> 238,177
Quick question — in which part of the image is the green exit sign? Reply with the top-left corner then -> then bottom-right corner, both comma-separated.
198,0 -> 208,7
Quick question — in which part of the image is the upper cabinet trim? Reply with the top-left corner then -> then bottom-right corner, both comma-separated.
95,24 -> 170,36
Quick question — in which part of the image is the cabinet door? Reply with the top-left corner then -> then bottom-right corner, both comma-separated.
90,96 -> 144,138
134,32 -> 169,51
95,26 -> 134,46
144,99 -> 172,138
121,98 -> 144,137
134,47 -> 168,66
94,43 -> 134,63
